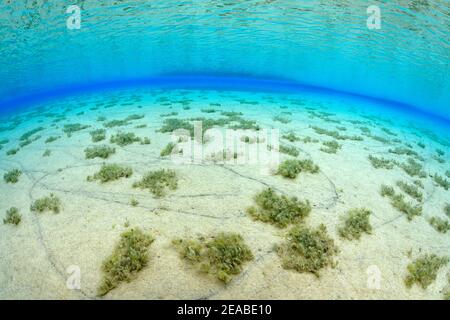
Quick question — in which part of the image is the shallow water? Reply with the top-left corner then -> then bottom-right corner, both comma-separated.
0,88 -> 449,299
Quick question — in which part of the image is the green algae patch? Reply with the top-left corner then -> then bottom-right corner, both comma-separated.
368,155 -> 395,169
110,132 -> 141,146
279,145 -> 299,157
103,114 -> 144,128
380,184 -> 422,221
276,159 -> 319,179
90,129 -> 106,142
432,173 -> 449,190
320,140 -> 341,154
273,115 -> 291,124
381,127 -> 397,136
445,204 -> 450,218
3,168 -> 22,184
103,119 -> 128,128
160,112 -> 179,117
389,147 -> 422,160
20,127 -> 44,141
140,137 -> 151,145
133,169 -> 178,197
380,184 -> 395,197
398,158 -> 426,178
6,148 -> 19,156
338,208 -> 372,240
87,164 -> 133,183
63,123 -> 90,136
125,114 -> 145,122
201,108 -> 217,114
130,197 -> 139,207
396,181 -> 423,202
3,207 -> 21,226
30,193 -> 62,214
160,142 -> 177,157
277,224 -> 338,277
221,111 -> 243,117
428,217 -> 450,234
98,228 -> 154,296
45,136 -> 60,144
42,149 -> 51,157
247,188 -> 311,228
19,134 -> 41,148
311,126 -> 362,141
404,254 -> 449,289
282,132 -> 300,142
172,232 -> 253,283
84,145 -> 116,159
159,118 -> 194,136
367,134 -> 391,144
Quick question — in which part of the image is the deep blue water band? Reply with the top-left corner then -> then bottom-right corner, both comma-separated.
0,75 -> 449,127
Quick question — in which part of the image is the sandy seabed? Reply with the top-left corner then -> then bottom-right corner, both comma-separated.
0,89 -> 449,299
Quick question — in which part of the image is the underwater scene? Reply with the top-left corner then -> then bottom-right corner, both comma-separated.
0,1 -> 449,301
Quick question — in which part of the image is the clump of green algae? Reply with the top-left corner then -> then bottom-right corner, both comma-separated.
368,155 -> 395,169
20,127 -> 44,141
84,145 -> 116,159
87,164 -> 133,183
282,132 -> 300,142
172,232 -> 254,283
311,126 -> 362,141
320,140 -> 341,154
6,148 -> 19,156
246,188 -> 311,228
380,185 -> 422,220
277,224 -> 338,277
90,129 -> 106,142
432,173 -> 449,190
428,217 -> 450,234
404,254 -> 449,289
30,194 -> 62,214
133,169 -> 178,197
338,208 -> 372,240
279,145 -> 299,157
98,228 -> 154,296
160,142 -> 177,157
276,159 -> 319,179
445,203 -> 450,218
3,207 -> 21,225
63,123 -> 90,136
396,181 -> 423,202
399,158 -> 426,178
45,136 -> 60,144
110,132 -> 141,146
3,169 -> 22,183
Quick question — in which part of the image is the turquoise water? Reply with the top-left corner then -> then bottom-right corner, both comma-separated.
0,1 -> 449,300
0,1 -> 449,118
